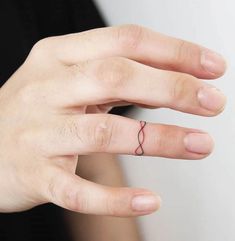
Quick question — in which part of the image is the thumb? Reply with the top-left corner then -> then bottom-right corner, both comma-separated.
42,166 -> 161,217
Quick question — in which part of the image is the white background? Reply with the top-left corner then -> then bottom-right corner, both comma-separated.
94,1 -> 235,240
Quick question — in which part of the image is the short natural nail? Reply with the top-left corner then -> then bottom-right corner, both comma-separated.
131,194 -> 161,213
198,85 -> 226,112
201,50 -> 227,76
184,133 -> 214,154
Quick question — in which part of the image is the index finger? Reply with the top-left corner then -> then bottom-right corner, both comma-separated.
46,24 -> 226,79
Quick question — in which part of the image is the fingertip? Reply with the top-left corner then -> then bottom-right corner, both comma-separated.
200,49 -> 227,78
131,192 -> 162,215
197,84 -> 227,114
184,132 -> 214,155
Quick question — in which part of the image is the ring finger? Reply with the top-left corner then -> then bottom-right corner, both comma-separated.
40,113 -> 214,159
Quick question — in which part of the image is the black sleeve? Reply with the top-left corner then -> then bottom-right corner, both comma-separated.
0,1 -> 133,241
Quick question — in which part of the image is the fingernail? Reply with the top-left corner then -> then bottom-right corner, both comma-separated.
131,194 -> 161,213
198,85 -> 226,112
201,50 -> 226,76
184,133 -> 214,154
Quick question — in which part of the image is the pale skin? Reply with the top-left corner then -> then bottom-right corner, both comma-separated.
0,24 -> 227,224
65,153 -> 142,241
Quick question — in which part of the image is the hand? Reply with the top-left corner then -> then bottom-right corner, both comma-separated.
0,24 -> 226,216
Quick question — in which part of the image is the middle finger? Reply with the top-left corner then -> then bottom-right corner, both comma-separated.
54,57 -> 226,116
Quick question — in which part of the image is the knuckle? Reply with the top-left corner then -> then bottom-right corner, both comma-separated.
68,62 -> 86,80
30,38 -> 49,55
105,188 -> 131,216
89,115 -> 115,151
172,39 -> 191,66
106,196 -> 119,216
115,24 -> 144,51
62,186 -> 86,212
155,125 -> 183,156
106,197 -> 118,216
95,57 -> 133,93
156,125 -> 184,157
32,37 -> 53,52
168,73 -> 191,103
63,189 -> 80,211
29,37 -> 56,60
46,172 -> 85,212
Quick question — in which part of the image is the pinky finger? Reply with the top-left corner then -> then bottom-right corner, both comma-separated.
42,166 -> 161,217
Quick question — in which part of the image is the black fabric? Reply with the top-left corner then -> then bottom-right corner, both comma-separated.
0,0 -> 133,240
0,0 -> 107,84
0,204 -> 74,241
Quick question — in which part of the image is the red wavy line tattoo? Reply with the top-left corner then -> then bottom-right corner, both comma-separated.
134,120 -> 147,156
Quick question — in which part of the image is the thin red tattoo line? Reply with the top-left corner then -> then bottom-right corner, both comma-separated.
134,120 -> 147,156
